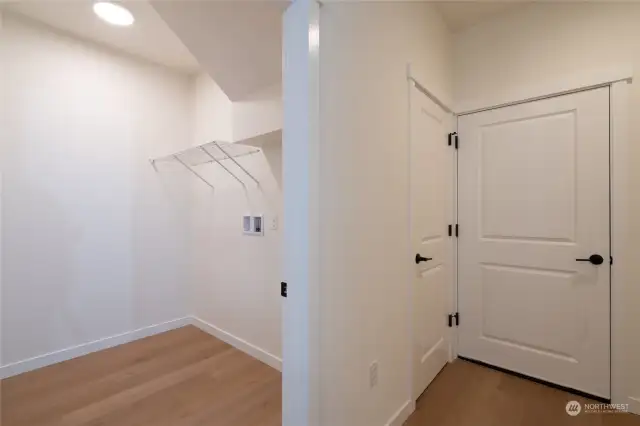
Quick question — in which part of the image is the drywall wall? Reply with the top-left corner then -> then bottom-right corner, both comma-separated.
454,2 -> 640,410
0,13 -> 193,368
281,0 -> 321,424
151,0 -> 287,101
232,83 -> 283,143
191,70 -> 282,146
318,3 -> 452,425
188,73 -> 283,366
192,72 -> 233,144
188,146 -> 283,365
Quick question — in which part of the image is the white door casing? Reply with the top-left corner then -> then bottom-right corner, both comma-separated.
457,87 -> 611,398
410,83 -> 453,400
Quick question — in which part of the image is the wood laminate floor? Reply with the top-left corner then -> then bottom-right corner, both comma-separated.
1,326 -> 281,426
3,328 -> 639,426
406,359 -> 640,426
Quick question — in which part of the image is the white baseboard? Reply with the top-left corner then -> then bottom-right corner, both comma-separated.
629,397 -> 640,415
189,316 -> 282,372
0,317 -> 191,379
385,399 -> 415,426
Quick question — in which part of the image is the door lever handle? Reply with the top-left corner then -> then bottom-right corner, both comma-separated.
575,254 -> 604,265
415,254 -> 432,264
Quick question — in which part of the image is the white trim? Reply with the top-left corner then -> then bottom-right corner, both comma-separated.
407,63 -> 454,114
0,317 -> 190,379
628,397 -> 640,415
385,400 -> 415,426
610,80 -> 631,407
0,12 -> 4,374
406,72 -> 415,409
282,1 -> 321,425
189,316 -> 282,372
455,67 -> 633,115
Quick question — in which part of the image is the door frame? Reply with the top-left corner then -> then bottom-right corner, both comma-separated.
454,69 -> 634,411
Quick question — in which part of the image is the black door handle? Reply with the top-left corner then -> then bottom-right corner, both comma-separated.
576,254 -> 604,265
415,254 -> 432,264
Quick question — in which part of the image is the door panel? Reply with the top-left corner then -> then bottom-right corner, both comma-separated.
410,85 -> 452,400
479,111 -> 577,241
458,87 -> 610,398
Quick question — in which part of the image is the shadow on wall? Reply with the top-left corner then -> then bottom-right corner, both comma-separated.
262,143 -> 282,191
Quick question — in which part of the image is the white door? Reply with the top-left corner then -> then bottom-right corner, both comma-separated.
457,87 -> 611,398
410,84 -> 452,400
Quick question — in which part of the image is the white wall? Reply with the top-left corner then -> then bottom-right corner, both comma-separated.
454,2 -> 640,409
0,10 -> 283,375
282,0 -> 321,423
0,13 -> 193,367
191,69 -> 282,147
188,73 -> 283,365
192,72 -> 233,144
188,146 -> 283,363
318,3 -> 452,425
232,83 -> 283,143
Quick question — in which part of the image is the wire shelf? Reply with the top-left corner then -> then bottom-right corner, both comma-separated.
150,141 -> 261,189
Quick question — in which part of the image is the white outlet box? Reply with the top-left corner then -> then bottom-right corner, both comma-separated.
243,215 -> 264,236
270,215 -> 279,230
369,361 -> 378,388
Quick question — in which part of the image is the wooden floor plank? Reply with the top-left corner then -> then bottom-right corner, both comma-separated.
406,359 -> 640,426
4,330 -> 638,426
1,326 -> 281,426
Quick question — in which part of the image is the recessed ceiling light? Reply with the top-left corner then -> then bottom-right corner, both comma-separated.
93,2 -> 135,27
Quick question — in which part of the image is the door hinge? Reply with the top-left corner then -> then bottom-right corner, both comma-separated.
448,224 -> 452,237
281,282 -> 287,298
448,132 -> 458,149
448,312 -> 459,327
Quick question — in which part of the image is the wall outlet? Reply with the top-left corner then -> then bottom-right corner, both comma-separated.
243,215 -> 264,236
270,215 -> 279,230
369,361 -> 378,389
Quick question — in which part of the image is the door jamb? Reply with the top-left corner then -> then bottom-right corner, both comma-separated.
453,73 -> 633,410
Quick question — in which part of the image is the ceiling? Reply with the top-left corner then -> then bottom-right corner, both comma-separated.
152,0 -> 288,101
3,1 -> 200,74
435,2 -> 523,33
2,0 -> 523,96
